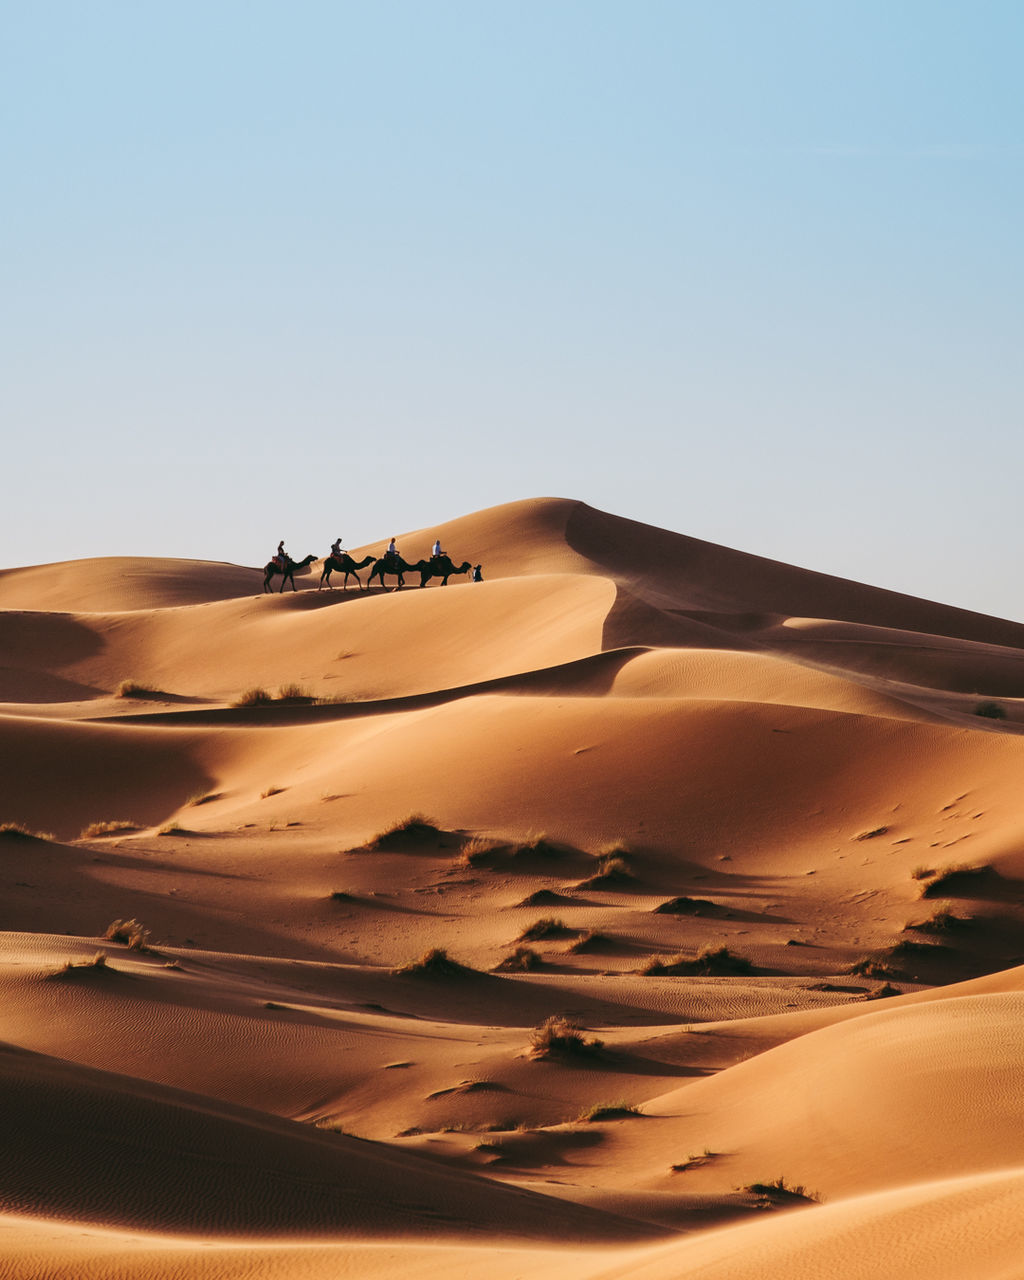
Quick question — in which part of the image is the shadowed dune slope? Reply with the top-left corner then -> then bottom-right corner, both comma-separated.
0,1041 -> 662,1243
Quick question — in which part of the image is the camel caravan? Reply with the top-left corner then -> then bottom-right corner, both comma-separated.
262,536 -> 483,594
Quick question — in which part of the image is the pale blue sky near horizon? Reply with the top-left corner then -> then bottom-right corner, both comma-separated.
3,1 -> 1022,618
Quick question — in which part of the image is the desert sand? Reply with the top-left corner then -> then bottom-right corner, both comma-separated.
2,496 -> 1024,1278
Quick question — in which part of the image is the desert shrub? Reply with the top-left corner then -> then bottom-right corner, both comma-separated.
234,687 -> 273,707
79,820 -> 140,839
158,822 -> 186,836
103,918 -> 151,950
394,947 -> 474,978
910,865 -> 935,881
643,945 -> 753,976
529,1015 -> 603,1059
855,827 -> 888,841
495,944 -> 544,972
975,701 -> 1007,720
518,918 -> 573,942
260,786 -> 284,799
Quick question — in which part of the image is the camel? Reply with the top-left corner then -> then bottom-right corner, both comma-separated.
318,553 -> 375,591
417,556 -> 473,587
263,554 -> 317,593
367,554 -> 478,591
367,554 -> 417,591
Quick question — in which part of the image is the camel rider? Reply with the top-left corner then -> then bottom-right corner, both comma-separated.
431,538 -> 445,560
386,537 -> 399,561
331,537 -> 344,559
275,540 -> 287,570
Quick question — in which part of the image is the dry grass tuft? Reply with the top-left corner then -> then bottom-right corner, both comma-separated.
864,982 -> 902,1000
518,917 -> 573,942
115,679 -> 166,699
57,951 -> 109,975
652,896 -> 719,916
743,1177 -> 820,1203
906,902 -> 972,933
234,687 -> 273,707
0,822 -> 55,842
459,837 -> 500,867
79,820 -> 140,839
567,930 -> 615,954
848,955 -> 897,979
576,854 -> 635,889
643,945 -> 753,976
529,1015 -> 604,1059
103,918 -> 151,950
394,947 -> 474,978
366,814 -> 442,849
494,944 -> 544,972
578,1101 -> 642,1122
276,683 -> 313,703
921,862 -> 993,897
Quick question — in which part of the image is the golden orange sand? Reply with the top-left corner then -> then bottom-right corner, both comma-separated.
2,497 -> 1024,1278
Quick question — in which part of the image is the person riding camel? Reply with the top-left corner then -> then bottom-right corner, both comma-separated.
431,538 -> 446,560
274,540 -> 287,570
331,537 -> 344,559
386,537 -> 399,562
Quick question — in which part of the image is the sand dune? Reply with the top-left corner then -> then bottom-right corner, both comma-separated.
2,498 -> 1024,1277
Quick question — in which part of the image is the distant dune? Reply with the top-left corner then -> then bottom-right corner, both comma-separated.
2,497 -> 1024,1279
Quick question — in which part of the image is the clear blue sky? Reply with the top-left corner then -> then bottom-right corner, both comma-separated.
3,1 -> 1022,618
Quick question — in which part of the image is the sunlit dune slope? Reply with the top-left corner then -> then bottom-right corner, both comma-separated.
583,1166 -> 1024,1280
0,557 -> 261,612
0,574 -> 616,707
629,990 -> 1024,1200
